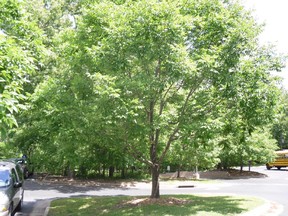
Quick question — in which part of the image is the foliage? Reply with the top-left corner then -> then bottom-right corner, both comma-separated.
218,126 -> 278,168
216,46 -> 284,169
246,127 -> 278,163
272,90 -> 288,149
0,141 -> 18,158
165,118 -> 223,172
0,0 -> 44,137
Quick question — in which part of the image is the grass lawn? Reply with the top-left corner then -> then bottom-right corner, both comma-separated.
47,195 -> 263,216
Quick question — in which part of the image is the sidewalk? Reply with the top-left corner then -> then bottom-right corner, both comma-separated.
15,200 -> 52,216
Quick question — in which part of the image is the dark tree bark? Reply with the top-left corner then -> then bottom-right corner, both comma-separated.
109,166 -> 115,178
150,163 -> 160,198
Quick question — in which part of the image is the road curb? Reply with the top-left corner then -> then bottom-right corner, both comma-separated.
43,199 -> 52,216
44,206 -> 50,216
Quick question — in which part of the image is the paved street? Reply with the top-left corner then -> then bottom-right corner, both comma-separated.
15,166 -> 288,216
192,166 -> 288,216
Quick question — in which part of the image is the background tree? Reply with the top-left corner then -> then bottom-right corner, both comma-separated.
272,90 -> 288,149
217,45 -> 284,170
7,0 -> 79,159
0,0 -> 43,141
166,115 -> 222,177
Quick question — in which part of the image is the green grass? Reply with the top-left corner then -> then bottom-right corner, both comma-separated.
48,195 -> 263,216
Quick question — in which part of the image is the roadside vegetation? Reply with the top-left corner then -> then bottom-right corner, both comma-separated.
47,195 -> 264,216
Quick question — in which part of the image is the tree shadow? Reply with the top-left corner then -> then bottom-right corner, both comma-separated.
24,178 -> 135,194
124,196 -> 250,215
48,195 -> 254,216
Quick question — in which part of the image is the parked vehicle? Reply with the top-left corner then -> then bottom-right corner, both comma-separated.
0,161 -> 24,216
266,149 -> 288,170
6,158 -> 33,179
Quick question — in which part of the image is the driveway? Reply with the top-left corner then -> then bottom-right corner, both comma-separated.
16,166 -> 288,216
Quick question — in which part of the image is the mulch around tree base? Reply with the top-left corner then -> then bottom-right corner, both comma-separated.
33,168 -> 267,187
160,169 -> 267,180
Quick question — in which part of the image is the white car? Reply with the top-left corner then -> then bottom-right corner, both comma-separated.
0,161 -> 24,216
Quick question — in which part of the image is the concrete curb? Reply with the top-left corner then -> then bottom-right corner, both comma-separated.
44,206 -> 50,216
43,200 -> 52,216
29,200 -> 52,216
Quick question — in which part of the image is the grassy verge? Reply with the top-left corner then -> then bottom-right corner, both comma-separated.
48,195 -> 263,216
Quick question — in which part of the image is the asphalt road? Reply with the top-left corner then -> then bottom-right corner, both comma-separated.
15,166 -> 288,216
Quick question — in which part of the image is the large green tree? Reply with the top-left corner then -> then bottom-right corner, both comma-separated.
70,0 -> 283,198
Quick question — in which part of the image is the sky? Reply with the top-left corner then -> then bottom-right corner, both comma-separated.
243,0 -> 288,89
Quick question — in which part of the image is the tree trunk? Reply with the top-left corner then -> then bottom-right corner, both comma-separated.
150,164 -> 160,198
67,165 -> 75,179
109,166 -> 114,178
240,153 -> 243,172
102,165 -> 106,177
177,165 -> 181,178
121,167 -> 125,178
148,98 -> 160,198
79,165 -> 87,177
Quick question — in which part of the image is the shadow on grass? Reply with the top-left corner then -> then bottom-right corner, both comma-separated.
48,195 -> 258,216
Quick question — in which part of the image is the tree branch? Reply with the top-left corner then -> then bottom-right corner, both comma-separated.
159,126 -> 179,164
179,76 -> 205,117
126,143 -> 152,166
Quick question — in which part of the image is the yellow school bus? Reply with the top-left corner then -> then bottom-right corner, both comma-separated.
266,149 -> 288,170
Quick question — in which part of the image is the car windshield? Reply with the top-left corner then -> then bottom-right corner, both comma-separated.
16,159 -> 25,164
0,170 -> 10,187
